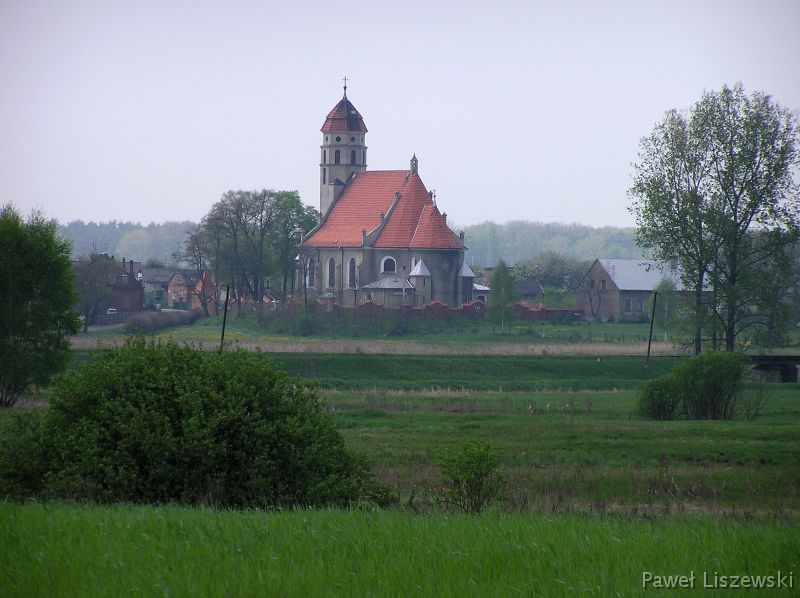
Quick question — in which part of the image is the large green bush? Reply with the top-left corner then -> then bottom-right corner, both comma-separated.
674,351 -> 751,420
436,443 -> 505,513
0,338 -> 383,508
637,351 -> 754,420
637,374 -> 682,420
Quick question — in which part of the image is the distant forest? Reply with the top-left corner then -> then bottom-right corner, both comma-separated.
59,219 -> 642,266
461,221 -> 642,267
59,220 -> 195,264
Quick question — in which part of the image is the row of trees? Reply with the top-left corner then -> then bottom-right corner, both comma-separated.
58,218 -> 642,267
630,83 -> 799,352
176,190 -> 318,320
59,220 -> 193,263
462,221 -> 639,267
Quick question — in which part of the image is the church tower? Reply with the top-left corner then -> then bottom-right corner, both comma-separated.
320,80 -> 368,215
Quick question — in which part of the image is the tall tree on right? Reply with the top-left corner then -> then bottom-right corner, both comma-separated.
630,83 -> 799,352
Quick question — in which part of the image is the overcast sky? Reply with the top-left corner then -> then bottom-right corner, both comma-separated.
2,0 -> 798,229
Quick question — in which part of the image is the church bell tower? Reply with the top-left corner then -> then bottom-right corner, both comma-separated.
319,79 -> 368,215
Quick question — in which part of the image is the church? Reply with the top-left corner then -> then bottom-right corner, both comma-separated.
298,87 -> 476,309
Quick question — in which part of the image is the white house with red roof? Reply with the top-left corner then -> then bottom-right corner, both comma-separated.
298,87 -> 474,308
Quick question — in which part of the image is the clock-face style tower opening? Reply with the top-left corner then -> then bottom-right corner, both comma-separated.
319,81 -> 368,216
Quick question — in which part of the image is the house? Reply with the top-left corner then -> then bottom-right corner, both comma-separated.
576,258 -> 686,322
297,86 -> 476,309
514,278 -> 543,304
140,267 -> 175,308
110,257 -> 144,312
166,270 -> 217,312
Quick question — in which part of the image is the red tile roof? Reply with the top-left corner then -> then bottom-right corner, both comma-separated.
321,96 -> 368,133
302,169 -> 464,250
409,204 -> 464,249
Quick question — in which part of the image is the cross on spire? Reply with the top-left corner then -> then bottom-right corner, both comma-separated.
343,75 -> 348,97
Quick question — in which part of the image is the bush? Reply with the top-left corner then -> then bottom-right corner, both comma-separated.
637,351 -> 753,421
126,309 -> 202,334
637,374 -> 682,420
0,338 -> 380,508
435,443 -> 505,513
675,352 -> 750,420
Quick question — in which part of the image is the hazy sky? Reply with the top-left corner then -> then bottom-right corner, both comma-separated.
2,0 -> 799,229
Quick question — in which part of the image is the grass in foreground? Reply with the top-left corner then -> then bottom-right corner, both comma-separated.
2,502 -> 797,597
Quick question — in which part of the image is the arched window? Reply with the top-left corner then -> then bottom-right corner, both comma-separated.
334,150 -> 340,164
348,258 -> 356,288
381,256 -> 396,273
322,168 -> 326,184
328,258 -> 335,288
323,149 -> 327,163
307,258 -> 315,288
350,150 -> 356,164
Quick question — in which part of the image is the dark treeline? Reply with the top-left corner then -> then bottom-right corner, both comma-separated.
60,217 -> 642,267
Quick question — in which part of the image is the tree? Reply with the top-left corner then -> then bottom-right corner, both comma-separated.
630,83 -> 799,352
487,260 -> 517,333
73,253 -> 122,333
271,194 -> 318,308
187,189 -> 319,318
648,277 -> 681,342
174,227 -> 215,316
0,205 -> 80,407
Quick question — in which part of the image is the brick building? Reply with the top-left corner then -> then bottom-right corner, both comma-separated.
298,86 -> 475,309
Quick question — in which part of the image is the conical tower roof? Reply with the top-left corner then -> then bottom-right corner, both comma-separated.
321,94 -> 368,133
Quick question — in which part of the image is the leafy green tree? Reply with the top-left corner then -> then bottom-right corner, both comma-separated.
698,85 -> 799,351
186,190 -> 318,318
174,227 -> 215,316
630,83 -> 799,352
73,253 -> 122,332
272,194 -> 318,308
647,277 -> 680,341
630,108 -> 720,353
514,251 -> 591,291
487,260 -> 517,333
0,205 -> 80,407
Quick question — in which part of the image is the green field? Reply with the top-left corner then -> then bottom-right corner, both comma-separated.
3,347 -> 799,596
323,383 -> 800,513
13,353 -> 800,512
2,502 -> 797,597
85,311 -> 670,347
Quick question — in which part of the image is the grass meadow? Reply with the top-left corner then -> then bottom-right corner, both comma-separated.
3,502 -> 798,597
2,346 -> 798,596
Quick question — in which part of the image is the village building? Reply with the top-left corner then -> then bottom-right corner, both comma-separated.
576,258 -> 686,322
166,270 -> 217,313
297,87 -> 475,309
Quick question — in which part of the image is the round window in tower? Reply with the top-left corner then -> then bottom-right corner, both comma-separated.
335,136 -> 341,142
350,136 -> 355,142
